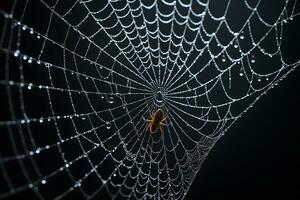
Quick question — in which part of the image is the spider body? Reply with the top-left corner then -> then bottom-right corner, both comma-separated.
146,109 -> 167,134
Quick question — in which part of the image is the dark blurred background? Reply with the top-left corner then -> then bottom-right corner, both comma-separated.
0,0 -> 300,199
187,69 -> 300,200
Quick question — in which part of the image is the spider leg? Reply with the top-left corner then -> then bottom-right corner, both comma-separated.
160,117 -> 167,126
146,121 -> 152,132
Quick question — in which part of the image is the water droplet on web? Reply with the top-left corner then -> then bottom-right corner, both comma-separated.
41,180 -> 46,184
35,148 -> 41,154
240,33 -> 245,40
108,96 -> 114,104
14,50 -> 20,57
250,55 -> 255,63
234,41 -> 238,48
221,54 -> 226,62
74,182 -> 81,187
27,83 -> 32,90
106,121 -> 111,129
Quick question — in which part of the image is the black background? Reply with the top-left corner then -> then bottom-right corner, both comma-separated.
187,69 -> 300,200
0,0 -> 300,199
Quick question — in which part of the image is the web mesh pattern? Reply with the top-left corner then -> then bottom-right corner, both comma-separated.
0,0 -> 299,199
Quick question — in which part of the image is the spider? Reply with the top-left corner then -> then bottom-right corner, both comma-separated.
146,109 -> 167,134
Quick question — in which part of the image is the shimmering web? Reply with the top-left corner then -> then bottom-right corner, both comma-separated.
0,0 -> 299,199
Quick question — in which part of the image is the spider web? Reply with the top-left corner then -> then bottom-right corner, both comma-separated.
0,0 -> 299,199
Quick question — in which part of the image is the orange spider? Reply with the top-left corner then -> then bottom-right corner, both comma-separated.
146,109 -> 167,134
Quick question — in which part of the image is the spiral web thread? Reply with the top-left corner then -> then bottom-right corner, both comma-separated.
0,0 -> 299,199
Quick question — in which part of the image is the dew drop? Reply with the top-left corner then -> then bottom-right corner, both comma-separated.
14,50 -> 20,57
35,148 -> 41,154
75,182 -> 81,187
108,96 -> 114,104
41,180 -> 46,184
234,41 -> 238,48
106,121 -> 112,129
27,83 -> 32,90
221,54 -> 226,62
250,55 -> 255,63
